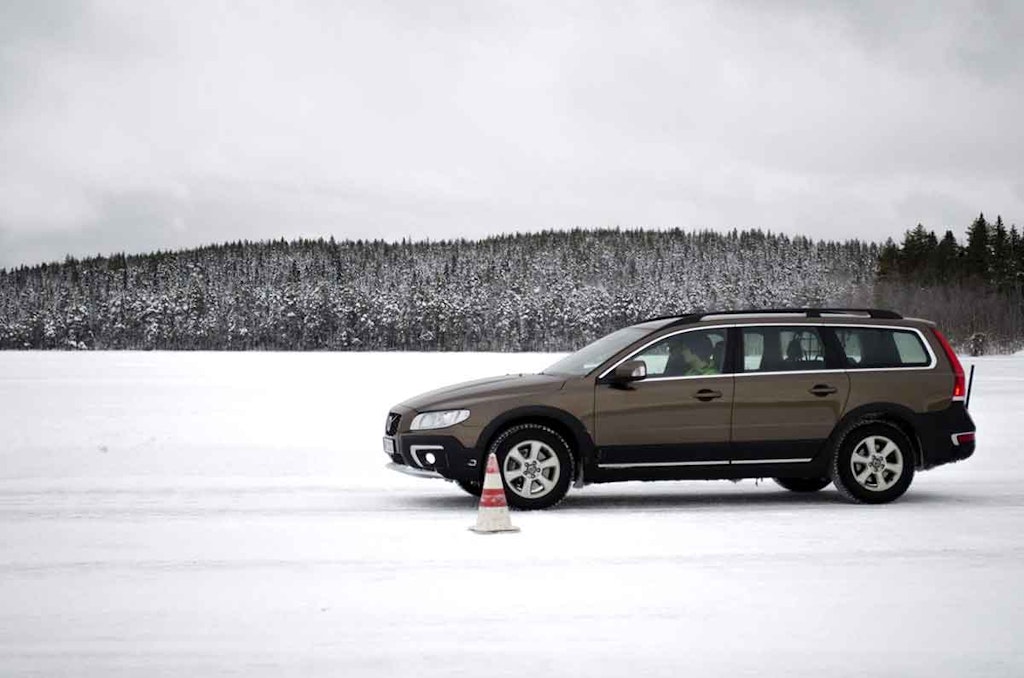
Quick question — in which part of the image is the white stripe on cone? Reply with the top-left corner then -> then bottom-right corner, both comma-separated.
470,452 -> 520,534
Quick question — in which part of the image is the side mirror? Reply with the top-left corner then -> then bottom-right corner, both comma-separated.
610,359 -> 647,384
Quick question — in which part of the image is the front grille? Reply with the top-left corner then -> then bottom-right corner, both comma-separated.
385,412 -> 401,436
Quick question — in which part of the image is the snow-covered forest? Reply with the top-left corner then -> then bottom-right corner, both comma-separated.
0,221 -> 1020,352
0,229 -> 877,351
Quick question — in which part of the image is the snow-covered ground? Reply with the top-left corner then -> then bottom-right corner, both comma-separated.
1,351 -> 1022,677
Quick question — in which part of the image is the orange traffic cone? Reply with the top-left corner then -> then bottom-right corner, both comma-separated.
469,452 -> 520,534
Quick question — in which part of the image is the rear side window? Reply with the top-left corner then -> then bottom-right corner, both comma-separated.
741,326 -> 826,373
833,328 -> 931,368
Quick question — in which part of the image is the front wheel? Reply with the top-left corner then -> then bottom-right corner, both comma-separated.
774,477 -> 831,493
830,421 -> 915,504
487,423 -> 574,510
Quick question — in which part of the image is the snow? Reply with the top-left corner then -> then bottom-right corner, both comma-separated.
1,351 -> 1023,677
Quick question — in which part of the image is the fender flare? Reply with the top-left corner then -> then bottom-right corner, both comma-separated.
474,405 -> 596,483
827,402 -> 923,467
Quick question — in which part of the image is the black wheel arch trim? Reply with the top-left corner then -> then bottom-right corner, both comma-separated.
474,406 -> 595,483
827,402 -> 924,467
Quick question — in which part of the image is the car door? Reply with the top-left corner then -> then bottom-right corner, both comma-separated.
593,327 -> 734,469
730,324 -> 850,464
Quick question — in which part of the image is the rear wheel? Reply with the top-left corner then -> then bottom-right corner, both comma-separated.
830,421 -> 915,504
773,477 -> 831,493
487,423 -> 574,510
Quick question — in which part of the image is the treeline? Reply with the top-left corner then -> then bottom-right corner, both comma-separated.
2,219 -> 1021,354
874,213 -> 1024,353
0,229 -> 877,351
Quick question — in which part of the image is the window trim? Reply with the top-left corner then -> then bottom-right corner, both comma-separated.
596,323 -> 937,382
732,324 -> 937,376
596,324 -> 735,382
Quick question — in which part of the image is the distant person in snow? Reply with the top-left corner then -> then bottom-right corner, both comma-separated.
969,332 -> 986,357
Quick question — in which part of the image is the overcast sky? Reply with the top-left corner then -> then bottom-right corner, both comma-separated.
0,0 -> 1022,268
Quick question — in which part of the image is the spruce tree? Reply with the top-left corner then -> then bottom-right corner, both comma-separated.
964,213 -> 991,281
878,238 -> 900,278
991,216 -> 1008,288
931,230 -> 961,283
900,224 -> 938,278
1011,224 -> 1024,287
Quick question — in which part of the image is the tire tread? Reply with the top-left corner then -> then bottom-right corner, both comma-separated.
829,419 -> 914,504
486,423 -> 574,510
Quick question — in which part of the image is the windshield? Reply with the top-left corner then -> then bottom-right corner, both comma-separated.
542,326 -> 653,377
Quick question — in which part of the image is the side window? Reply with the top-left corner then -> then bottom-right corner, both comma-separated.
634,329 -> 728,378
834,328 -> 931,368
893,332 -> 929,365
742,326 -> 826,373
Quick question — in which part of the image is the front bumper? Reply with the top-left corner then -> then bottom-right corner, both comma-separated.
386,462 -> 444,479
382,433 -> 481,482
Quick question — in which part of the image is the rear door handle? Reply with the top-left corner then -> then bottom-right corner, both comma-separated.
809,384 -> 838,397
694,389 -> 723,402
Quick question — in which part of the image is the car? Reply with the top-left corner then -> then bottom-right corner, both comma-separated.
382,308 -> 976,509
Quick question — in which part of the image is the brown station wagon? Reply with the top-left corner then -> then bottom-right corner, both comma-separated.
383,308 -> 976,509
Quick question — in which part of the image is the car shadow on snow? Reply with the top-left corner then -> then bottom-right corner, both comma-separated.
395,484 -> 961,511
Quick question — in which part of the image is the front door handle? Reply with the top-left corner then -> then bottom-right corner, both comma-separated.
694,389 -> 723,402
809,384 -> 838,397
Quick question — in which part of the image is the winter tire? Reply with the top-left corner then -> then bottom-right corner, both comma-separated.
773,477 -> 831,493
486,423 -> 574,510
830,421 -> 915,504
455,479 -> 482,498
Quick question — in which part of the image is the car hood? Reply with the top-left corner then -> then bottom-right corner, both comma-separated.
399,373 -> 566,412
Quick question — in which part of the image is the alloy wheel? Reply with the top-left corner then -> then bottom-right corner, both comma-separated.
849,435 -> 904,492
502,439 -> 562,499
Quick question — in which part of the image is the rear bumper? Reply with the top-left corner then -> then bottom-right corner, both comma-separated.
382,433 -> 481,482
914,402 -> 976,470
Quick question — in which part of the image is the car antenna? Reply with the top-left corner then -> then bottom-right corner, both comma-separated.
965,364 -> 976,409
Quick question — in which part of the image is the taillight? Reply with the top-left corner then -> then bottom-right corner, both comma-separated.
933,329 -> 965,401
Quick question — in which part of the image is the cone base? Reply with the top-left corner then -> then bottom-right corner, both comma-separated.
469,525 -> 521,534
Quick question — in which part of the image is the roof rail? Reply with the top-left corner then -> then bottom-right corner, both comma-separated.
641,308 -> 903,325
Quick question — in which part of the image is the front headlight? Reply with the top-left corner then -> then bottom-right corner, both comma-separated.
409,409 -> 470,431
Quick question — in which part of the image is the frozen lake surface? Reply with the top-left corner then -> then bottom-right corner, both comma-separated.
1,351 -> 1023,677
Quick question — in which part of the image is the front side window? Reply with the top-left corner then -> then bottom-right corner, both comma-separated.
833,327 -> 931,368
742,326 -> 825,373
633,328 -> 728,377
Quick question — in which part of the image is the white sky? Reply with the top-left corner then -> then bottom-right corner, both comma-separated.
1,0 -> 1022,268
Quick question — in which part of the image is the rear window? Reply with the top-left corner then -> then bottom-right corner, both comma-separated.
833,328 -> 931,368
